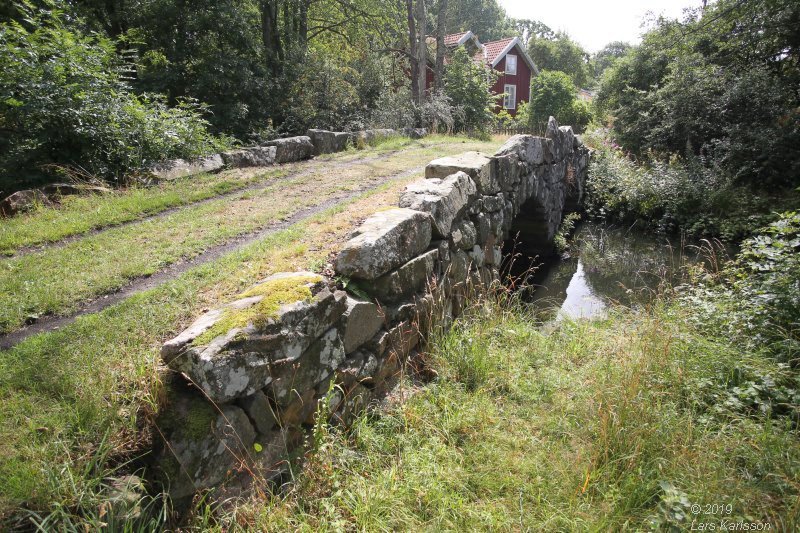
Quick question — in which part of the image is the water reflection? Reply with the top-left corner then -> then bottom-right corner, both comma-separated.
506,222 -> 707,319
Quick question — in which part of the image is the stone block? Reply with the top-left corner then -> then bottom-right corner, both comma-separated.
263,136 -> 315,163
221,147 -> 276,168
336,349 -> 380,388
471,212 -> 491,245
269,327 -> 346,406
495,135 -> 546,166
425,151 -> 500,195
339,296 -> 384,354
147,154 -> 225,181
161,273 -> 347,403
158,398 -> 256,500
239,390 -> 279,435
399,171 -> 476,237
451,219 -> 477,250
334,208 -> 432,280
369,248 -> 438,303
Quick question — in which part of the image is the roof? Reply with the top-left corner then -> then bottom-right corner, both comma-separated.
444,32 -> 470,46
478,37 -> 540,75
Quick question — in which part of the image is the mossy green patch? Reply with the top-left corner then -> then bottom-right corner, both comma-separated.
192,274 -> 323,346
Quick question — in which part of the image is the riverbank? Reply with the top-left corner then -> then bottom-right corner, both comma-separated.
180,215 -> 800,530
186,287 -> 799,530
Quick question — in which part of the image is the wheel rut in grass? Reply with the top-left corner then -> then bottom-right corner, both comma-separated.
6,150 -> 404,258
0,165 -> 424,350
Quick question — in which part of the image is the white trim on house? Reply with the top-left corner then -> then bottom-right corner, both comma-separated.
490,37 -> 540,75
504,84 -> 517,110
457,31 -> 485,51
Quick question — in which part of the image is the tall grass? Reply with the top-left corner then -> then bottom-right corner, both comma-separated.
184,266 -> 800,531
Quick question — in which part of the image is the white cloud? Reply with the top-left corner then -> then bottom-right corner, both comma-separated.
497,0 -> 702,52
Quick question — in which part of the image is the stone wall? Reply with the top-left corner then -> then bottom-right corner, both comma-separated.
155,117 -> 589,502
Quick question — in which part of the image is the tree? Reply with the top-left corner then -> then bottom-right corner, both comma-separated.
527,32 -> 590,88
434,0 -> 448,91
591,40 -> 631,79
596,0 -> 800,187
443,47 -> 497,132
522,70 -> 576,128
0,2 -> 227,190
445,0 -> 510,41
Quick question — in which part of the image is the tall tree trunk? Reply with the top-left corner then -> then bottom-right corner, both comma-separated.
407,0 -> 419,105
261,0 -> 283,75
415,0 -> 427,105
434,0 -> 448,92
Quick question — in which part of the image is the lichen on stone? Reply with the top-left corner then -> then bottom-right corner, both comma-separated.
192,274 -> 323,346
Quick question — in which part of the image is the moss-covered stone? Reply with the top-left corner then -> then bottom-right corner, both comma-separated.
193,274 -> 322,346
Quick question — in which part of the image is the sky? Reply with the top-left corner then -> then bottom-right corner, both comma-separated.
497,0 -> 702,53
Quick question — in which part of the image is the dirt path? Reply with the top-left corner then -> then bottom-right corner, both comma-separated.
8,150 -> 403,258
0,165 -> 423,350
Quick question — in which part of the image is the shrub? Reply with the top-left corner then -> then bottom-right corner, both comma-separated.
0,1 -> 229,191
444,47 -> 498,133
681,212 -> 800,365
584,128 -> 787,240
525,70 -> 575,127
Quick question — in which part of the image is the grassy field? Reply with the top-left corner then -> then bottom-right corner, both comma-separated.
214,293 -> 800,531
0,135 -> 504,527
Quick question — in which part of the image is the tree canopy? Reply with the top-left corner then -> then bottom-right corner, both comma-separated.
596,0 -> 800,187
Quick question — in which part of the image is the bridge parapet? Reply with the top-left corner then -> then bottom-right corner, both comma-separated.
155,116 -> 590,502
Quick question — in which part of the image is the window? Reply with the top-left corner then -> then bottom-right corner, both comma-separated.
503,84 -> 517,110
505,54 -> 517,75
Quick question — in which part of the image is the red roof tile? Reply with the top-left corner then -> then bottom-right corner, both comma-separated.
444,32 -> 469,46
481,38 -> 515,65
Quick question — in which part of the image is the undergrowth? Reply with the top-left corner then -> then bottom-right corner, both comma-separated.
183,233 -> 800,530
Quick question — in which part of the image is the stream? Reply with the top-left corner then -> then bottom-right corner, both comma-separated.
506,222 -> 711,320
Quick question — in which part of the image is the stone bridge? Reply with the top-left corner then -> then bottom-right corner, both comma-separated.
155,118 -> 591,501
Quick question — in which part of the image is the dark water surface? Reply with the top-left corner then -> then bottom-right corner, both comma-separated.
506,222 -> 710,319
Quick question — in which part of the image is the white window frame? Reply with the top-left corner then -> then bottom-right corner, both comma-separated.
505,54 -> 517,75
503,84 -> 517,110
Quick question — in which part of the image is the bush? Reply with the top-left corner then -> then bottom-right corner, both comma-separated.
681,212 -> 800,365
444,47 -> 498,133
0,2 -> 229,191
583,128 -> 788,240
518,70 -> 580,131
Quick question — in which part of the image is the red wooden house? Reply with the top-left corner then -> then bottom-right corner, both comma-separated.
426,31 -> 540,117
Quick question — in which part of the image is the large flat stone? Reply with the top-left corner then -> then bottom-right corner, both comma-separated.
334,208 -> 432,280
425,152 -> 500,195
147,154 -> 224,181
161,273 -> 347,403
398,171 -> 476,237
263,136 -> 315,163
307,129 -> 352,155
222,146 -> 276,168
495,135 -> 546,166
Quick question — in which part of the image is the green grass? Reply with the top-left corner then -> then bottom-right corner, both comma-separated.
0,135 -> 503,527
0,169 -> 288,255
0,138 -> 501,334
215,296 -> 800,531
0,134 -> 496,258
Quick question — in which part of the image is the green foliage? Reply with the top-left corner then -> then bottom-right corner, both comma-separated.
0,1 -> 229,190
596,0 -> 800,188
443,47 -> 498,133
590,40 -> 631,79
208,289 -> 800,530
519,70 -> 576,129
583,128 -> 797,240
682,212 -> 800,365
527,32 -> 591,88
445,0 -> 512,42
